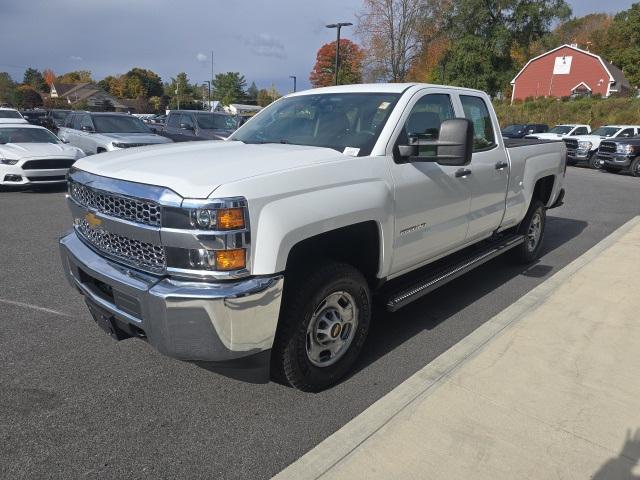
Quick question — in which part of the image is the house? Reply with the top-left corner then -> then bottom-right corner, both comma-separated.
48,82 -> 132,111
510,44 -> 631,103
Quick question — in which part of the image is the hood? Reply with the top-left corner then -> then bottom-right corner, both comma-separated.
98,132 -> 172,144
0,142 -> 83,160
0,118 -> 27,124
526,132 -> 564,140
565,134 -> 608,145
73,141 -> 347,198
197,128 -> 235,140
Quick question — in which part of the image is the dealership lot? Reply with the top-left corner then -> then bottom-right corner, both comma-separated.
1,167 -> 640,479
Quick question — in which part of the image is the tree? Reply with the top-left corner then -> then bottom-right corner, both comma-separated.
57,70 -> 93,84
257,88 -> 273,107
357,0 -> 425,82
212,72 -> 247,106
0,72 -> 15,104
43,69 -> 56,88
124,68 -> 163,98
599,3 -> 640,88
247,81 -> 259,102
23,68 -> 46,92
12,85 -> 43,109
309,39 -> 364,87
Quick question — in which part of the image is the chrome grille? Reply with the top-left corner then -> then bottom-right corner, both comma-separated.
599,141 -> 616,154
563,138 -> 578,151
69,181 -> 161,227
77,219 -> 165,272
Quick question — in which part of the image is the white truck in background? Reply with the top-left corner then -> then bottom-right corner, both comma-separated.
526,124 -> 590,140
564,125 -> 640,169
60,83 -> 566,391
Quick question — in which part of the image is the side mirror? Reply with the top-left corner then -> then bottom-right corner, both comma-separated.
398,118 -> 474,166
60,138 -> 70,144
80,125 -> 94,132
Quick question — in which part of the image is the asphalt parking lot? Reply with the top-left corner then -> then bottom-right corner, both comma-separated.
1,166 -> 639,480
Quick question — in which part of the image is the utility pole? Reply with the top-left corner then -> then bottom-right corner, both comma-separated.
204,81 -> 211,110
326,22 -> 352,86
289,75 -> 297,93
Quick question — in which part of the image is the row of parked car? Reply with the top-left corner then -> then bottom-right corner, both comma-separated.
501,122 -> 640,177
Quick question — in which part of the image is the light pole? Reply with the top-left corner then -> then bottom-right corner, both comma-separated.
326,22 -> 352,86
289,75 -> 297,93
203,81 -> 211,110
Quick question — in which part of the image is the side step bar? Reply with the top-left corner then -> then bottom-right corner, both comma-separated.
383,234 -> 525,312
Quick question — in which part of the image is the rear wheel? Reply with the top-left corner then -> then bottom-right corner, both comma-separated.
631,157 -> 640,178
271,261 -> 371,392
512,200 -> 546,264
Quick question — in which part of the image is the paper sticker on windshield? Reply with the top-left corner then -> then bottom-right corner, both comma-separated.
379,102 -> 390,110
343,147 -> 360,157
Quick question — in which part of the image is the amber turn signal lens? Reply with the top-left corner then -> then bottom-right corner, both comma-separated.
216,208 -> 245,230
214,249 -> 246,271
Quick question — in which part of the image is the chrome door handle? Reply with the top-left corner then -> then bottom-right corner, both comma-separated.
455,168 -> 472,178
495,161 -> 509,170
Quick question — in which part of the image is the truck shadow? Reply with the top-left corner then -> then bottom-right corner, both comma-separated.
592,429 -> 640,479
352,216 -> 588,377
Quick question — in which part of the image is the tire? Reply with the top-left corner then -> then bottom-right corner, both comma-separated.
97,148 -> 106,154
588,151 -> 601,169
512,199 -> 546,264
271,261 -> 371,392
631,157 -> 640,178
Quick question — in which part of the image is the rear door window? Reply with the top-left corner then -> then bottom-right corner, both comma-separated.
573,127 -> 588,135
460,95 -> 496,151
167,113 -> 180,128
619,128 -> 634,138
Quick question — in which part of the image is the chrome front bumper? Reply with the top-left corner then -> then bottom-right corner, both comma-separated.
60,231 -> 283,362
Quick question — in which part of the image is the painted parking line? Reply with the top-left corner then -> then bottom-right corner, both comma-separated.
0,297 -> 72,317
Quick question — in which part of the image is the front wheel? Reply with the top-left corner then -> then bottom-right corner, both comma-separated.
512,200 -> 546,264
589,151 -> 601,169
630,157 -> 640,178
272,262 -> 371,392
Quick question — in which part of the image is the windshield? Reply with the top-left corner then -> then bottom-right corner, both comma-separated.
52,110 -> 71,120
196,113 -> 237,130
591,127 -> 619,137
549,125 -> 573,134
502,124 -> 525,134
93,115 -> 150,133
0,127 -> 59,144
230,92 -> 401,156
0,110 -> 22,119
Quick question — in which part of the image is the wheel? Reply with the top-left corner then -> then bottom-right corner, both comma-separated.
512,199 -> 546,264
631,157 -> 640,178
97,148 -> 106,154
271,261 -> 371,392
588,151 -> 601,169
602,165 -> 621,174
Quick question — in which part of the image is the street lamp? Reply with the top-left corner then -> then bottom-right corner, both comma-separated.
289,75 -> 297,93
326,22 -> 353,86
203,81 -> 211,110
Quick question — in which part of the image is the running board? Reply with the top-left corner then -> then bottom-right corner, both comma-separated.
383,234 -> 525,312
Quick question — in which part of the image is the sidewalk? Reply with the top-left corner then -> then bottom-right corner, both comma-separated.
275,216 -> 640,480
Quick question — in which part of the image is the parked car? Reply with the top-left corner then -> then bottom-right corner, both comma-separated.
563,125 -> 640,169
597,137 -> 640,177
160,110 -> 238,142
501,123 -> 548,138
526,124 -> 590,140
0,107 -> 27,124
20,109 -> 49,127
47,109 -> 73,131
59,83 -> 566,391
57,112 -> 173,155
0,123 -> 84,187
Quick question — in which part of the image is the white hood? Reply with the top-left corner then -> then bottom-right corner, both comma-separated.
0,142 -> 84,160
73,140 -> 348,198
527,132 -> 565,140
565,134 -> 610,149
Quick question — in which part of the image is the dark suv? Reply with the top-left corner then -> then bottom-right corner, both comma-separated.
501,123 -> 548,138
597,138 -> 640,177
161,110 -> 239,142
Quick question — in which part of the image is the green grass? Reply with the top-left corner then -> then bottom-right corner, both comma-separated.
493,96 -> 640,129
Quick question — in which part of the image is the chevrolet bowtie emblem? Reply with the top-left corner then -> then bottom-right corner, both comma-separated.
85,212 -> 102,227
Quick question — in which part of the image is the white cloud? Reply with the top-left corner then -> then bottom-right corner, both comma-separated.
196,52 -> 208,62
242,33 -> 286,59
69,55 -> 83,61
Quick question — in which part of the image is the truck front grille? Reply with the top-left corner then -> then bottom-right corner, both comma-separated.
69,180 -> 161,227
563,138 -> 578,151
77,219 -> 166,273
598,141 -> 616,155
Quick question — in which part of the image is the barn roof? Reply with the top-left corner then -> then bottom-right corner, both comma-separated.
510,44 -> 620,86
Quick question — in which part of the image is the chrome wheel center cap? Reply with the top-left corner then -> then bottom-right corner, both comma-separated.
330,322 -> 342,338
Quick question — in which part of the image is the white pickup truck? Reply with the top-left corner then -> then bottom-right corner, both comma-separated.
59,83 -> 566,391
563,125 -> 640,169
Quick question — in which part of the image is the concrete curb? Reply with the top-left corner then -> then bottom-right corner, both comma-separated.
273,215 -> 640,480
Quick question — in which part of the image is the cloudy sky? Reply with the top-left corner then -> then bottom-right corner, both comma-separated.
0,0 -> 634,94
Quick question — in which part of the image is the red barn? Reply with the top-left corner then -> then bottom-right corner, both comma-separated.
510,44 -> 630,104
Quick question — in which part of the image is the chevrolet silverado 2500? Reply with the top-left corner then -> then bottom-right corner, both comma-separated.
59,83 -> 566,391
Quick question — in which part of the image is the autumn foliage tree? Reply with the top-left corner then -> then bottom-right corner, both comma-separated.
309,39 -> 364,87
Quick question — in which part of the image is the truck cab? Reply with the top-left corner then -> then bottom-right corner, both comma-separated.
161,110 -> 239,142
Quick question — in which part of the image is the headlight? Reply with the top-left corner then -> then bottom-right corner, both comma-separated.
616,144 -> 634,154
189,207 -> 245,230
111,142 -> 130,149
0,159 -> 19,165
578,141 -> 592,150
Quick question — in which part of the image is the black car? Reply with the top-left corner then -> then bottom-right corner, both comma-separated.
161,110 -> 239,142
47,109 -> 72,130
20,110 -> 49,127
597,137 -> 640,177
501,123 -> 549,139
